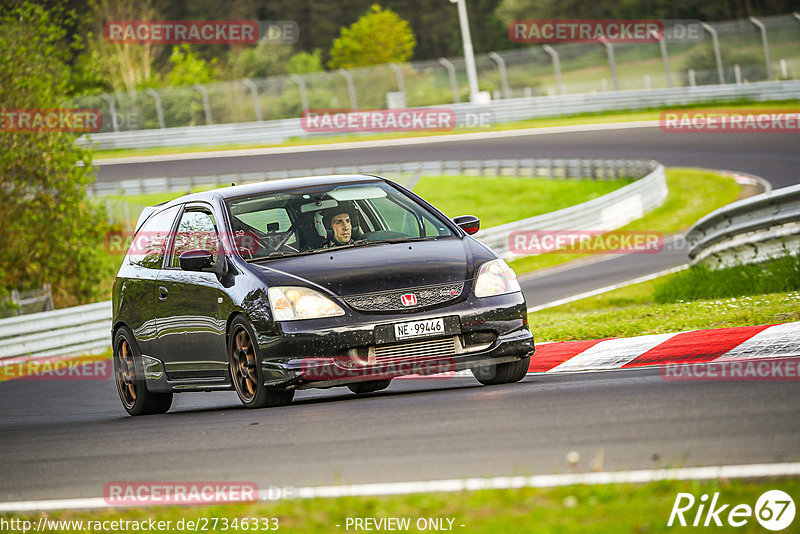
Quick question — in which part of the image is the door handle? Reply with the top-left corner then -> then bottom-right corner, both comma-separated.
158,286 -> 168,300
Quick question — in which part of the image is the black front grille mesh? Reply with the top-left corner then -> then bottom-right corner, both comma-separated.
343,282 -> 464,312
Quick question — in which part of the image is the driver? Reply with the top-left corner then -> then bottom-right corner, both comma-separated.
322,207 -> 355,247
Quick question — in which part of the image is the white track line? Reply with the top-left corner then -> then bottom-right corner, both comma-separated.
2,462 -> 799,512
94,121 -> 660,166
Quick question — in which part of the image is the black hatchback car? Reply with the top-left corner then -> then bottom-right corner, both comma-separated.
112,175 -> 535,415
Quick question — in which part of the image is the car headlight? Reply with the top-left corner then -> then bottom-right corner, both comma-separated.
474,259 -> 521,297
268,286 -> 345,321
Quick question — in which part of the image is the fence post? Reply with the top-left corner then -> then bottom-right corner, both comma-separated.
438,58 -> 460,103
337,69 -> 358,109
488,52 -> 511,99
388,63 -> 407,105
145,88 -> 165,128
10,289 -> 20,315
242,78 -> 263,122
289,74 -> 309,113
748,16 -> 773,81
542,45 -> 566,94
600,39 -> 619,91
659,39 -> 673,88
734,64 -> 742,84
688,69 -> 696,87
700,23 -> 725,84
193,84 -> 213,125
100,94 -> 119,132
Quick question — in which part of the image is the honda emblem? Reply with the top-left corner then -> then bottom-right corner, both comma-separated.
400,293 -> 417,306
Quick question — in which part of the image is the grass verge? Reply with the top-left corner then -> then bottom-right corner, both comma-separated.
509,168 -> 741,274
4,477 -> 798,533
93,100 -> 800,160
654,254 -> 800,303
529,272 -> 800,342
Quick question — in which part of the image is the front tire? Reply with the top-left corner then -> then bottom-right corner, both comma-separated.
472,356 -> 530,386
228,316 -> 294,409
113,326 -> 173,416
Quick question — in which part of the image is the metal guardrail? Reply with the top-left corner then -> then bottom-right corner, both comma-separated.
0,301 -> 112,361
687,183 -> 800,267
78,80 -> 800,150
3,158 -> 666,361
480,161 -> 666,258
91,157 -> 655,196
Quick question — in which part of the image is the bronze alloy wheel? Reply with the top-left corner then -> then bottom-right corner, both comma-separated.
112,326 -> 173,416
230,326 -> 258,403
115,337 -> 137,409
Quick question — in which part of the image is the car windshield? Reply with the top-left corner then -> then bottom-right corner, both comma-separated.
225,181 -> 455,260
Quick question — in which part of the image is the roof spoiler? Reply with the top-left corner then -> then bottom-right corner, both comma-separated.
134,206 -> 157,232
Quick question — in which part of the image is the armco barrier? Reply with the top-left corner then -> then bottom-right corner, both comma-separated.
78,80 -> 800,150
2,158 -> 666,360
0,301 -> 112,361
687,183 -> 800,267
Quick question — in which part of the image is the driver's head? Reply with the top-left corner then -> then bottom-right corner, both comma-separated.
327,210 -> 352,244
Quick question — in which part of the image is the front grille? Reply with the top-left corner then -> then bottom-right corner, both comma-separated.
374,336 -> 457,363
344,282 -> 464,312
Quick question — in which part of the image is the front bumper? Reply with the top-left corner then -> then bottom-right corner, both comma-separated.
257,291 -> 535,388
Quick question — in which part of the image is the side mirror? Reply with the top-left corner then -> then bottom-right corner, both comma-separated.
453,215 -> 480,235
179,249 -> 215,272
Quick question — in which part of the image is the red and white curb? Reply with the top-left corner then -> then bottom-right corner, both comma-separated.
529,322 -> 800,374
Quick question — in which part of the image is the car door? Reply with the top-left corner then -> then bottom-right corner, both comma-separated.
121,204 -> 182,360
155,204 -> 228,379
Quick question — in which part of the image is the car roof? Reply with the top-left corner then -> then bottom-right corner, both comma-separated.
171,174 -> 386,204
136,174 -> 389,231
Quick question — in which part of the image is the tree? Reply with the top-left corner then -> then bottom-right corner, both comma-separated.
166,44 -> 221,86
0,1 -> 106,307
286,50 -> 324,74
328,4 -> 416,69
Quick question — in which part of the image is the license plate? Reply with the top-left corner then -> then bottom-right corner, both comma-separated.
394,318 -> 445,340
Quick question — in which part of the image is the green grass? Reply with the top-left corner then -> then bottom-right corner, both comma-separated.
92,100 -> 800,160
528,273 -> 800,342
654,254 -> 800,303
5,478 -> 798,533
509,168 -> 742,274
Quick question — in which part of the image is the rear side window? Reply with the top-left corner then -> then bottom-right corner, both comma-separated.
127,205 -> 180,269
170,210 -> 219,268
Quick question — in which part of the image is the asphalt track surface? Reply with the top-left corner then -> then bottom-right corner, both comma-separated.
95,127 -> 800,189
0,126 -> 798,504
1,366 -> 799,502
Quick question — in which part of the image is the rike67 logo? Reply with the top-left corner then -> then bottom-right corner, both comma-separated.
668,490 -> 795,531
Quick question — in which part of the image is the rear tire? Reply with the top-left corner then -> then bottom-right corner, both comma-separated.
347,380 -> 392,394
113,326 -> 173,416
229,316 -> 294,408
472,356 -> 530,386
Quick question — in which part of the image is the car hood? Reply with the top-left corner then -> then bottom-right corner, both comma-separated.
253,237 -> 491,297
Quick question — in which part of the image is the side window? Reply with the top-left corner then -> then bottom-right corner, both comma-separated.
370,197 -> 421,237
128,205 -> 180,269
170,209 -> 219,268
